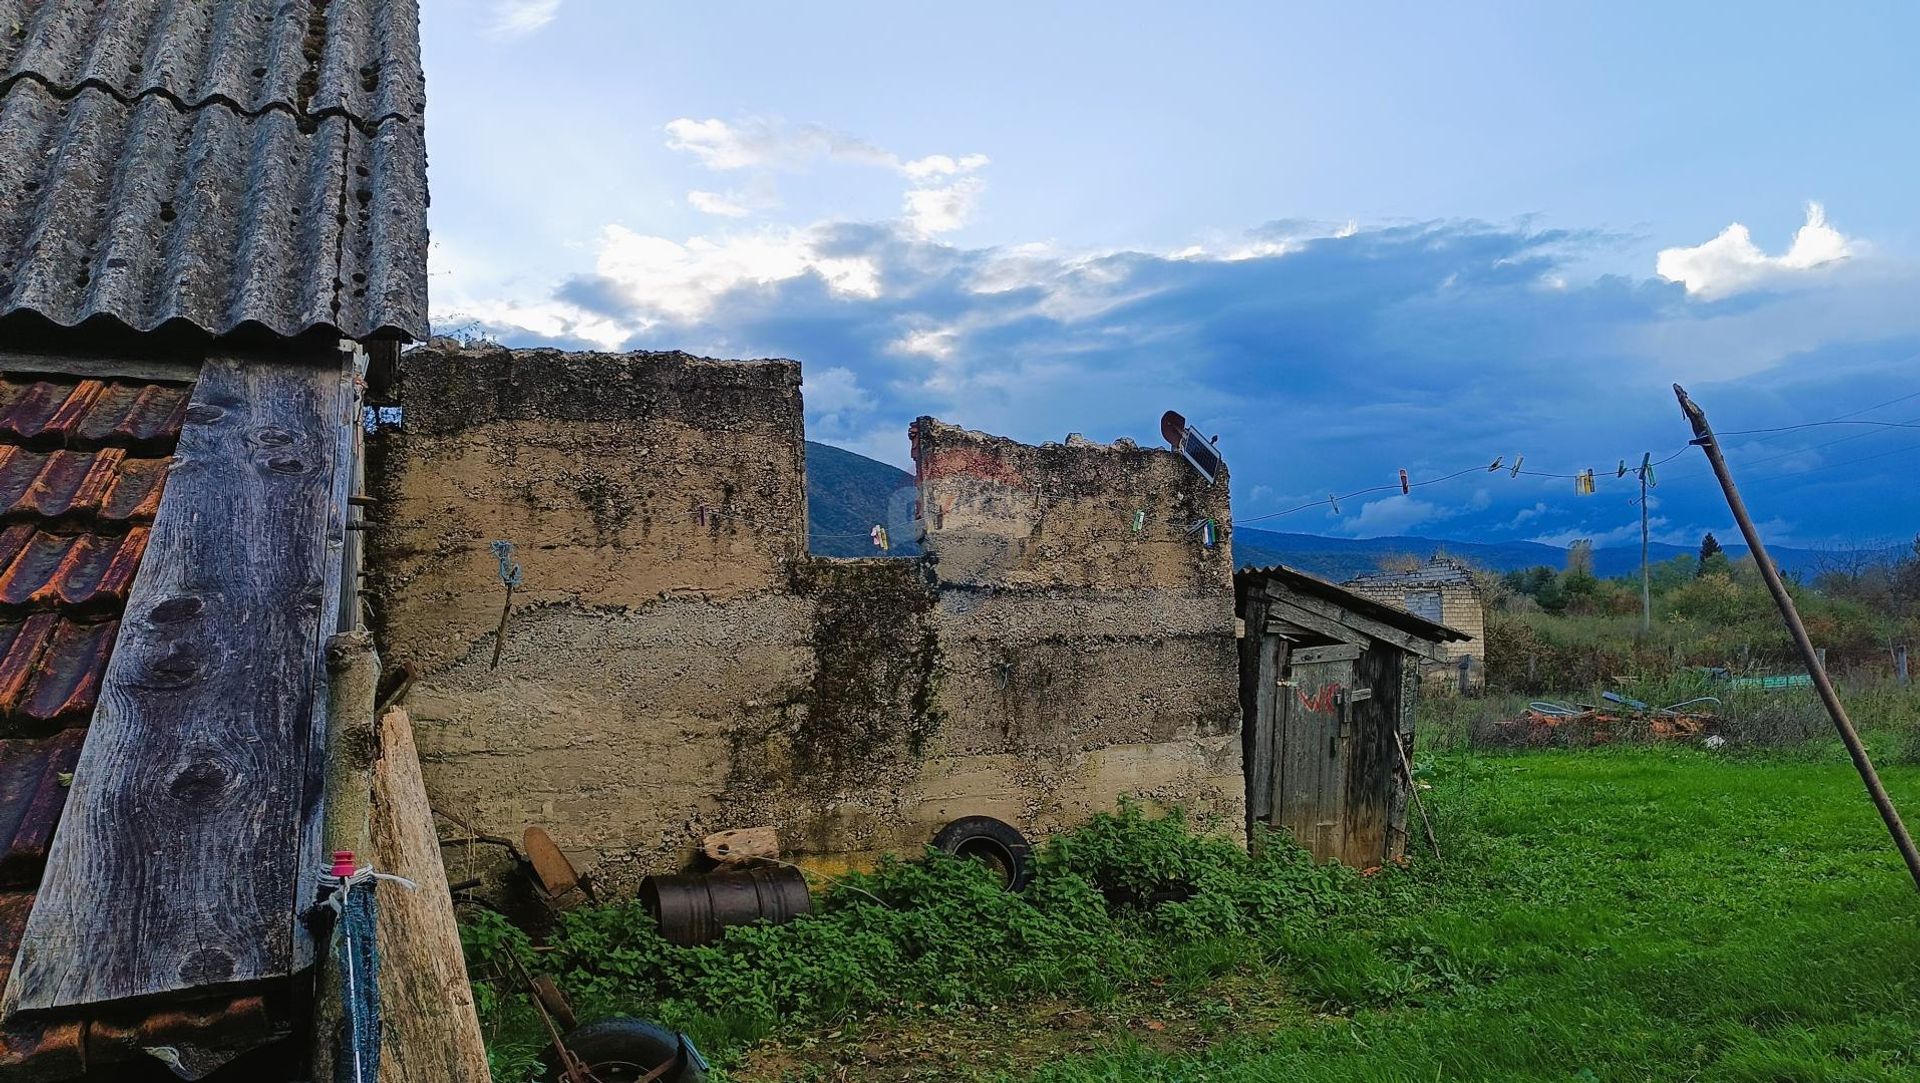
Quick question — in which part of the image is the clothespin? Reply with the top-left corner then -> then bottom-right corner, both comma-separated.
1487,456 -> 1504,472
870,525 -> 889,551
1130,509 -> 1146,533
1185,518 -> 1217,547
1640,451 -> 1655,488
1398,469 -> 1410,495
1328,493 -> 1340,514
1616,459 -> 1627,478
695,503 -> 709,527
1510,455 -> 1524,478
1575,470 -> 1595,495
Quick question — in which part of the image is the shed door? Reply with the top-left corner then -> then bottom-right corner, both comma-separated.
1270,652 -> 1356,863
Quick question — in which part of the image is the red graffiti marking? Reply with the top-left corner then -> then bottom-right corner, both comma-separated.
1295,682 -> 1342,714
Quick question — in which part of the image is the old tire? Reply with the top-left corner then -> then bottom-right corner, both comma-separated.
932,816 -> 1034,892
544,1017 -> 707,1083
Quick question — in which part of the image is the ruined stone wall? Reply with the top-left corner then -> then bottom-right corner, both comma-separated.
911,420 -> 1245,837
369,344 -> 824,894
370,347 -> 1245,895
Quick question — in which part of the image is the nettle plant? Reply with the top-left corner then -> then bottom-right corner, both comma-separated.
461,804 -> 1415,1071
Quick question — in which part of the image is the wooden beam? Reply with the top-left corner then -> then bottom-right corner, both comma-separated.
1263,598 -> 1371,649
369,708 -> 492,1083
1295,643 -> 1363,664
1269,590 -> 1448,661
0,349 -> 201,385
5,354 -> 351,1013
310,631 -> 379,1080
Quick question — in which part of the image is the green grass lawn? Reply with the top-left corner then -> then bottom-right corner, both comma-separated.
726,748 -> 1920,1082
1000,748 -> 1920,1083
471,744 -> 1920,1082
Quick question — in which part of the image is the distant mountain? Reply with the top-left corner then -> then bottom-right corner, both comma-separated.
805,441 -> 920,558
803,441 -> 1894,576
1232,527 -> 1894,581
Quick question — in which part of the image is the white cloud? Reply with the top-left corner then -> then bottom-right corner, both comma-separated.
687,191 -> 752,218
592,224 -> 880,325
486,0 -> 560,37
1342,495 -> 1447,537
1656,201 -> 1855,299
664,117 -> 986,181
901,153 -> 991,180
803,366 -> 878,434
1507,502 -> 1551,526
1532,518 -> 1669,549
904,177 -> 984,235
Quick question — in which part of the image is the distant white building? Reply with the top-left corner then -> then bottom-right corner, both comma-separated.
1343,558 -> 1485,689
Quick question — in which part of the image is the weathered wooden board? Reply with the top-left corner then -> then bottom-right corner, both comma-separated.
1263,599 -> 1369,649
1262,586 -> 1450,660
5,354 -> 349,1013
1272,657 -> 1351,863
370,708 -> 491,1083
1245,633 -> 1285,823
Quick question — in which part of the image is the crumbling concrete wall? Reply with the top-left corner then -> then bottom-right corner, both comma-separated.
369,344 -> 822,894
911,420 -> 1244,837
370,345 -> 1243,895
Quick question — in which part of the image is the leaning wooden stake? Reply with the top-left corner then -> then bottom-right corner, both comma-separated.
1396,736 -> 1441,860
1674,384 -> 1920,892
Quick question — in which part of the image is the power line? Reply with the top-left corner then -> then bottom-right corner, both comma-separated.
1229,388 -> 1919,529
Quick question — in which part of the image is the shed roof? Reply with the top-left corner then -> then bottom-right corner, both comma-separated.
0,0 -> 426,342
1236,563 -> 1471,644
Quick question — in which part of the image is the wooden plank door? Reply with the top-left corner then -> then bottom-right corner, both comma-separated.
1270,652 -> 1355,862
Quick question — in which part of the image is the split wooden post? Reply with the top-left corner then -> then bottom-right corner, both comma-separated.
1675,384 -> 1920,892
371,707 -> 492,1082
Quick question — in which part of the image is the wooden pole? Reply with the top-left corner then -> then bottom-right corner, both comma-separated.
1395,736 -> 1441,859
371,707 -> 493,1081
1639,452 -> 1652,636
1674,384 -> 1920,892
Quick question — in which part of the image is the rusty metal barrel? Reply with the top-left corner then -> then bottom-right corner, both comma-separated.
639,867 -> 812,946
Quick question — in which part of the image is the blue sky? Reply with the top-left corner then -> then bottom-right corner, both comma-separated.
420,1 -> 1920,550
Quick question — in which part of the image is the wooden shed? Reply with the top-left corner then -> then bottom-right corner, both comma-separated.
1235,565 -> 1470,868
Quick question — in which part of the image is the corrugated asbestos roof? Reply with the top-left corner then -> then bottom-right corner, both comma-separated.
0,371 -> 234,1074
0,0 -> 424,121
0,0 -> 426,341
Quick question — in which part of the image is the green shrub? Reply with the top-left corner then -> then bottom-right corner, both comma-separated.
462,806 -> 1401,1073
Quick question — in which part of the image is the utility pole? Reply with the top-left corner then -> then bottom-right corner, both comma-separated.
1674,384 -> 1920,893
1638,451 -> 1652,636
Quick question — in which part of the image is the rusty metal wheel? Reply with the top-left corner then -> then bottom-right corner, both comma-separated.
543,1017 -> 708,1082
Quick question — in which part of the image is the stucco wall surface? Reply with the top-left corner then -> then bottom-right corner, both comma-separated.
372,346 -> 1244,894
